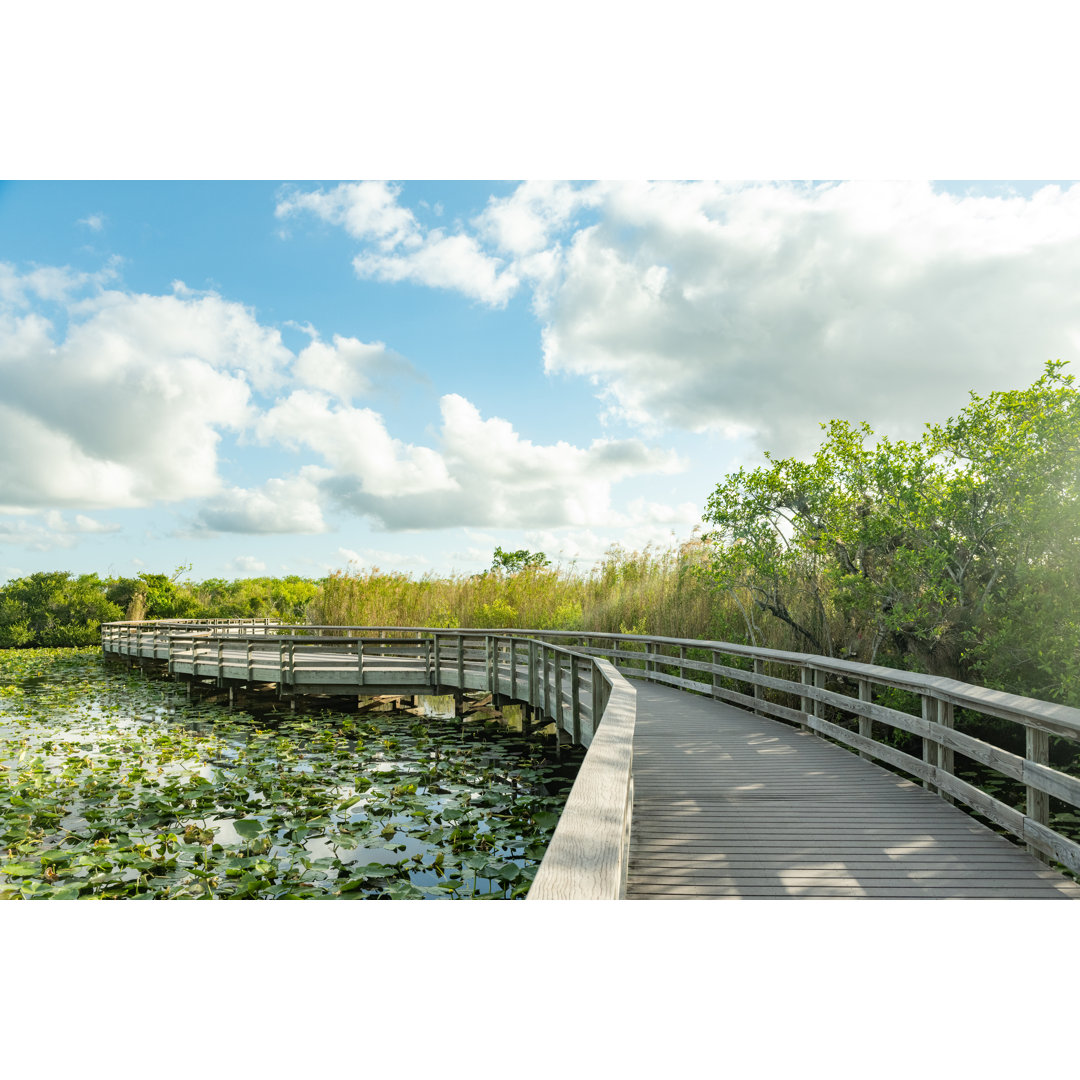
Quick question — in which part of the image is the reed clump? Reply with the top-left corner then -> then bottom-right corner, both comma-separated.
305,538 -> 749,642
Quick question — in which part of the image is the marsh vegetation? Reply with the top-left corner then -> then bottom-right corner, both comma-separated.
0,648 -> 581,899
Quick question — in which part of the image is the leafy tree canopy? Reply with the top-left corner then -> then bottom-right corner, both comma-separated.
490,547 -> 551,574
702,361 -> 1078,699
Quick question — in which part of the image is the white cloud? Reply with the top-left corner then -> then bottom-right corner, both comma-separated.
0,259 -> 119,307
472,180 -> 600,257
78,213 -> 105,232
284,181 -> 1080,457
353,231 -> 518,306
536,180 -> 1080,453
0,511 -> 121,551
0,273 -> 292,509
257,390 -> 457,499
278,182 -> 522,308
72,514 -> 122,534
292,332 -> 418,401
309,392 -> 683,531
275,181 -> 421,250
195,471 -> 328,534
226,555 -> 268,576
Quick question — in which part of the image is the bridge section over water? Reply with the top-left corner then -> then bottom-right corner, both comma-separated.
102,621 -> 1080,900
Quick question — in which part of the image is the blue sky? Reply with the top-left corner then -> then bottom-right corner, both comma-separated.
2,178 -> 1079,584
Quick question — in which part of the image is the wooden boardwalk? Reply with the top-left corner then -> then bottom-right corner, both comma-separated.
102,622 -> 1080,899
628,682 -> 1079,898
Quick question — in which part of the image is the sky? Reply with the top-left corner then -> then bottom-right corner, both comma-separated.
2,177 -> 1079,584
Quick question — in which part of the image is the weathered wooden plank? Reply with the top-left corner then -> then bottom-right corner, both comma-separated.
1022,818 -> 1080,876
527,660 -> 635,901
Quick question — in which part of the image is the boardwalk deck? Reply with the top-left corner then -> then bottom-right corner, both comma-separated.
627,681 -> 1079,898
102,622 -> 1080,899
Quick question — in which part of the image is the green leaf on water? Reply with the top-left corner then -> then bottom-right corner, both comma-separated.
1,862 -> 39,877
233,818 -> 263,839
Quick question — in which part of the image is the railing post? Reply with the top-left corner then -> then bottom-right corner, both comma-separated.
679,644 -> 687,685
457,634 -> 465,691
571,655 -> 581,744
217,639 -> 224,687
357,639 -> 364,687
542,646 -> 550,720
753,658 -> 764,715
645,640 -> 655,680
936,698 -> 955,803
589,659 -> 601,740
799,666 -> 812,731
1026,725 -> 1051,858
433,634 -> 441,688
858,679 -> 873,760
712,649 -> 721,699
555,652 -> 565,737
528,639 -> 538,707
509,638 -> 517,700
921,695 -> 938,792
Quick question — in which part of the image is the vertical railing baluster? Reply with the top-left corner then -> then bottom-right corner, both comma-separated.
554,652 -> 565,737
1026,724 -> 1050,858
937,697 -> 955,804
571,656 -> 581,744
799,666 -> 812,731
858,679 -> 873,760
921,695 -> 939,792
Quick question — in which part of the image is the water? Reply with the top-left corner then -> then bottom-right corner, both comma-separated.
0,647 -> 582,899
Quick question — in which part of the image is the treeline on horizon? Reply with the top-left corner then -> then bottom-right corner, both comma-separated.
1,362 -> 1076,709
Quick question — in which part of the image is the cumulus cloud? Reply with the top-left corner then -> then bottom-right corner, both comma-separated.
292,332 -> 420,401
277,181 -> 522,307
541,181 -> 1080,453
257,390 -> 457,498
78,213 -> 105,232
275,181 -> 421,250
0,273 -> 292,510
194,471 -> 328,534
284,181 -> 1080,456
303,392 -> 683,531
353,231 -> 519,306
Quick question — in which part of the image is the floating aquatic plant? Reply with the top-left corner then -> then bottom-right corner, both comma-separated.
0,648 -> 581,900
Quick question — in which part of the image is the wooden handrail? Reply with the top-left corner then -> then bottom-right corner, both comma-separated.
102,619 -> 1080,882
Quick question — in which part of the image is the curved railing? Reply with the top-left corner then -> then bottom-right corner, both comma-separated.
101,620 -> 1080,887
101,620 -> 636,899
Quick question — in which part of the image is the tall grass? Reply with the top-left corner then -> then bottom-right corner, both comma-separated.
306,540 -> 754,643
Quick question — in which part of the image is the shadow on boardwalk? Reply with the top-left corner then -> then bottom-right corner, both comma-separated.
627,682 -> 1080,899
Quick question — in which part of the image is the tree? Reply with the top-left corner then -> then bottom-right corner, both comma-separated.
0,572 -> 123,646
702,361 -> 1079,692
490,547 -> 551,574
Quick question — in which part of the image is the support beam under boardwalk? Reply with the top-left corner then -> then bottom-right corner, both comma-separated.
626,682 -> 1080,899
